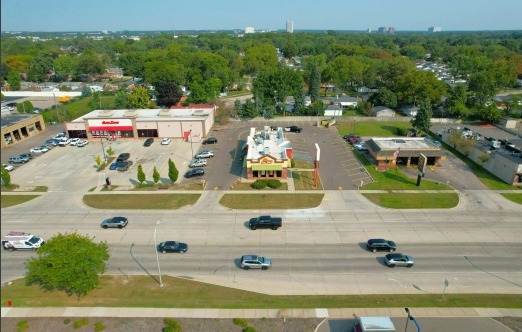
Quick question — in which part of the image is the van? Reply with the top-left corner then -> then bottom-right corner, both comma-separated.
354,317 -> 396,332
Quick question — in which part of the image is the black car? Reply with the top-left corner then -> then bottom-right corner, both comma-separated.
6,102 -> 17,107
184,168 -> 205,178
117,153 -> 130,162
143,138 -> 154,147
202,137 -> 218,145
158,241 -> 188,253
117,160 -> 133,171
367,239 -> 397,253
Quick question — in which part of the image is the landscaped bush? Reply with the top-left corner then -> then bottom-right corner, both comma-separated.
250,180 -> 267,189
73,318 -> 89,329
63,318 -> 71,325
163,318 -> 182,332
243,327 -> 256,332
94,322 -> 106,331
233,318 -> 248,327
17,320 -> 29,332
266,179 -> 282,189
397,127 -> 408,136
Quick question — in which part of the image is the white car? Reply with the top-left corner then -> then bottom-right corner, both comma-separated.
2,164 -> 15,171
188,159 -> 207,168
30,146 -> 49,154
194,150 -> 214,159
354,143 -> 367,151
69,138 -> 81,146
161,138 -> 171,145
58,138 -> 71,146
77,140 -> 89,147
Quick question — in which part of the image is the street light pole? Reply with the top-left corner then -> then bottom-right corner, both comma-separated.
404,307 -> 421,332
189,126 -> 194,158
100,136 -> 106,162
154,220 -> 163,287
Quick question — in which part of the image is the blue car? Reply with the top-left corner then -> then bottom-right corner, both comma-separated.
109,161 -> 125,170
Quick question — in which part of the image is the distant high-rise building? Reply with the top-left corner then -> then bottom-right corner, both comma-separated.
378,27 -> 387,34
367,28 -> 372,33
245,27 -> 255,34
388,27 -> 395,35
428,26 -> 442,33
286,21 -> 294,33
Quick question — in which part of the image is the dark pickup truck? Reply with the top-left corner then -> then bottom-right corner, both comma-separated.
248,216 -> 282,230
285,125 -> 302,133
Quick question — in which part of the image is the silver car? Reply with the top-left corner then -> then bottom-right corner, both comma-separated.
100,216 -> 128,229
188,159 -> 207,168
194,150 -> 214,159
384,253 -> 414,267
240,255 -> 272,270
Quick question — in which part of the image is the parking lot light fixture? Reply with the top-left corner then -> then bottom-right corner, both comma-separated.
154,220 -> 163,287
189,126 -> 194,158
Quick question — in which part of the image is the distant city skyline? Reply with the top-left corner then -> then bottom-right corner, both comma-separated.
1,0 -> 521,32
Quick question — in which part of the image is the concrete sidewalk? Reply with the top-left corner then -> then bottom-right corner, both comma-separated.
2,306 -> 522,319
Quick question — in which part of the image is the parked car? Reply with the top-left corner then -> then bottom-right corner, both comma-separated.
158,241 -> 188,253
33,107 -> 43,113
69,138 -> 81,146
54,132 -> 66,139
384,253 -> 414,267
367,239 -> 397,253
354,143 -> 368,151
143,138 -> 154,147
109,161 -> 127,170
77,140 -> 89,147
117,160 -> 133,171
240,255 -> 271,270
194,150 -> 214,159
184,168 -> 205,178
45,139 -> 59,146
188,159 -> 207,168
161,138 -> 171,145
2,164 -> 15,171
202,137 -> 218,145
8,155 -> 30,164
116,153 -> 130,162
43,143 -> 55,150
58,138 -> 71,146
18,153 -> 33,160
100,216 -> 128,229
343,134 -> 357,140
30,146 -> 49,154
284,126 -> 302,133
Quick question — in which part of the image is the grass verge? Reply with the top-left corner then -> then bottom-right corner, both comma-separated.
83,194 -> 200,209
0,195 -> 41,208
362,193 -> 459,209
220,194 -> 324,209
337,121 -> 411,137
501,193 -> 522,205
1,275 -> 520,308
1,185 -> 48,192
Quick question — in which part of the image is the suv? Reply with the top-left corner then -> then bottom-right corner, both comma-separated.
8,155 -> 30,164
188,159 -> 207,168
116,153 -> 130,162
367,239 -> 397,253
240,255 -> 272,270
100,216 -> 128,229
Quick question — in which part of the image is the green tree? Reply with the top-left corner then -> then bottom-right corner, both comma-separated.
28,54 -> 54,83
24,232 -> 109,298
242,44 -> 278,75
76,51 -> 105,78
168,158 -> 178,184
128,86 -> 150,109
17,100 -> 34,113
118,51 -> 145,78
1,165 -> 11,186
153,166 -> 160,184
411,98 -> 433,134
186,81 -> 208,104
89,91 -> 101,110
308,66 -> 321,103
469,71 -> 497,107
156,82 -> 183,108
372,88 -> 397,108
478,104 -> 502,123
447,130 -> 463,149
137,164 -> 146,184
400,44 -> 427,60
95,155 -> 102,167
7,71 -> 21,90
457,137 -> 475,156
81,85 -> 92,97
114,88 -> 129,109
54,56 -> 77,81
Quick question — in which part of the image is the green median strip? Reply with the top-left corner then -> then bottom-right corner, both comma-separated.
362,193 -> 459,209
501,193 -> 522,205
1,276 -> 520,308
83,194 -> 201,209
220,194 -> 324,209
1,195 -> 41,208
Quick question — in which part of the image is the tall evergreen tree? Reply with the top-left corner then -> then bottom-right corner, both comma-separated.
411,98 -> 433,134
308,66 -> 321,103
153,166 -> 160,184
137,164 -> 146,184
168,158 -> 178,184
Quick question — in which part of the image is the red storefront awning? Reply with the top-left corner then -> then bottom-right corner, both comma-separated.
89,126 -> 134,132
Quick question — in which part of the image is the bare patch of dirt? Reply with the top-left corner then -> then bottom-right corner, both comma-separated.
1,317 -> 324,332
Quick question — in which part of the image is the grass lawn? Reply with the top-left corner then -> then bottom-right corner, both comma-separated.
292,171 -> 323,190
337,121 -> 411,137
83,194 -> 200,209
219,194 -> 324,209
363,167 -> 453,190
42,95 -> 116,123
0,195 -> 41,208
362,193 -> 459,209
501,193 -> 522,204
1,275 -> 520,309
1,185 -> 47,192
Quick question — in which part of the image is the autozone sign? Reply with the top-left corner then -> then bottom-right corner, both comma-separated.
89,119 -> 132,127
102,120 -> 119,125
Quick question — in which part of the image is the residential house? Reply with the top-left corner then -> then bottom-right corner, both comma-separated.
401,105 -> 419,117
370,106 -> 396,117
324,104 -> 342,117
331,96 -> 358,109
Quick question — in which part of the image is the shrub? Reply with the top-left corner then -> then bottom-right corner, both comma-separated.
17,320 -> 29,332
250,180 -> 267,189
233,318 -> 249,327
64,318 -> 71,325
73,318 -> 90,329
163,318 -> 182,332
94,322 -> 106,331
397,127 -> 408,136
290,159 -> 296,168
243,327 -> 256,332
266,180 -> 282,189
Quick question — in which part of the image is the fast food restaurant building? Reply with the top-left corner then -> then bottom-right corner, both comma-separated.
245,127 -> 292,179
64,105 -> 215,142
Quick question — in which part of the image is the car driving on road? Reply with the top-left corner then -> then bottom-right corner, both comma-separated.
367,239 -> 397,252
100,216 -> 128,229
240,255 -> 272,270
384,253 -> 414,267
158,241 -> 188,253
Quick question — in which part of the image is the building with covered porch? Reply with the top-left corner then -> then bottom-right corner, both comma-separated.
245,127 -> 292,179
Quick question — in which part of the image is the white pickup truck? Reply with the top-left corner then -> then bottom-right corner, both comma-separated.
2,232 -> 45,251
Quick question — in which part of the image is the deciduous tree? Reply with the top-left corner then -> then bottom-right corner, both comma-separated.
156,82 -> 183,108
128,86 -> 150,109
25,232 -> 109,298
7,71 -> 21,90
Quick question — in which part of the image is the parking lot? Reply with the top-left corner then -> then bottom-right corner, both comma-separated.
3,120 -> 372,191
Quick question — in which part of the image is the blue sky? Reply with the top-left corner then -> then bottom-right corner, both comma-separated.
1,0 -> 520,32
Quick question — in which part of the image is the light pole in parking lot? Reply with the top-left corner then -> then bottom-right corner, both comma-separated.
189,125 -> 194,158
154,220 -> 163,287
100,136 -> 106,162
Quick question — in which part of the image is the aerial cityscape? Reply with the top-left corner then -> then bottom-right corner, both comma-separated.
1,0 -> 522,331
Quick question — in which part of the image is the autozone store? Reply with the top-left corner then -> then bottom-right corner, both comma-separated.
64,107 -> 214,142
